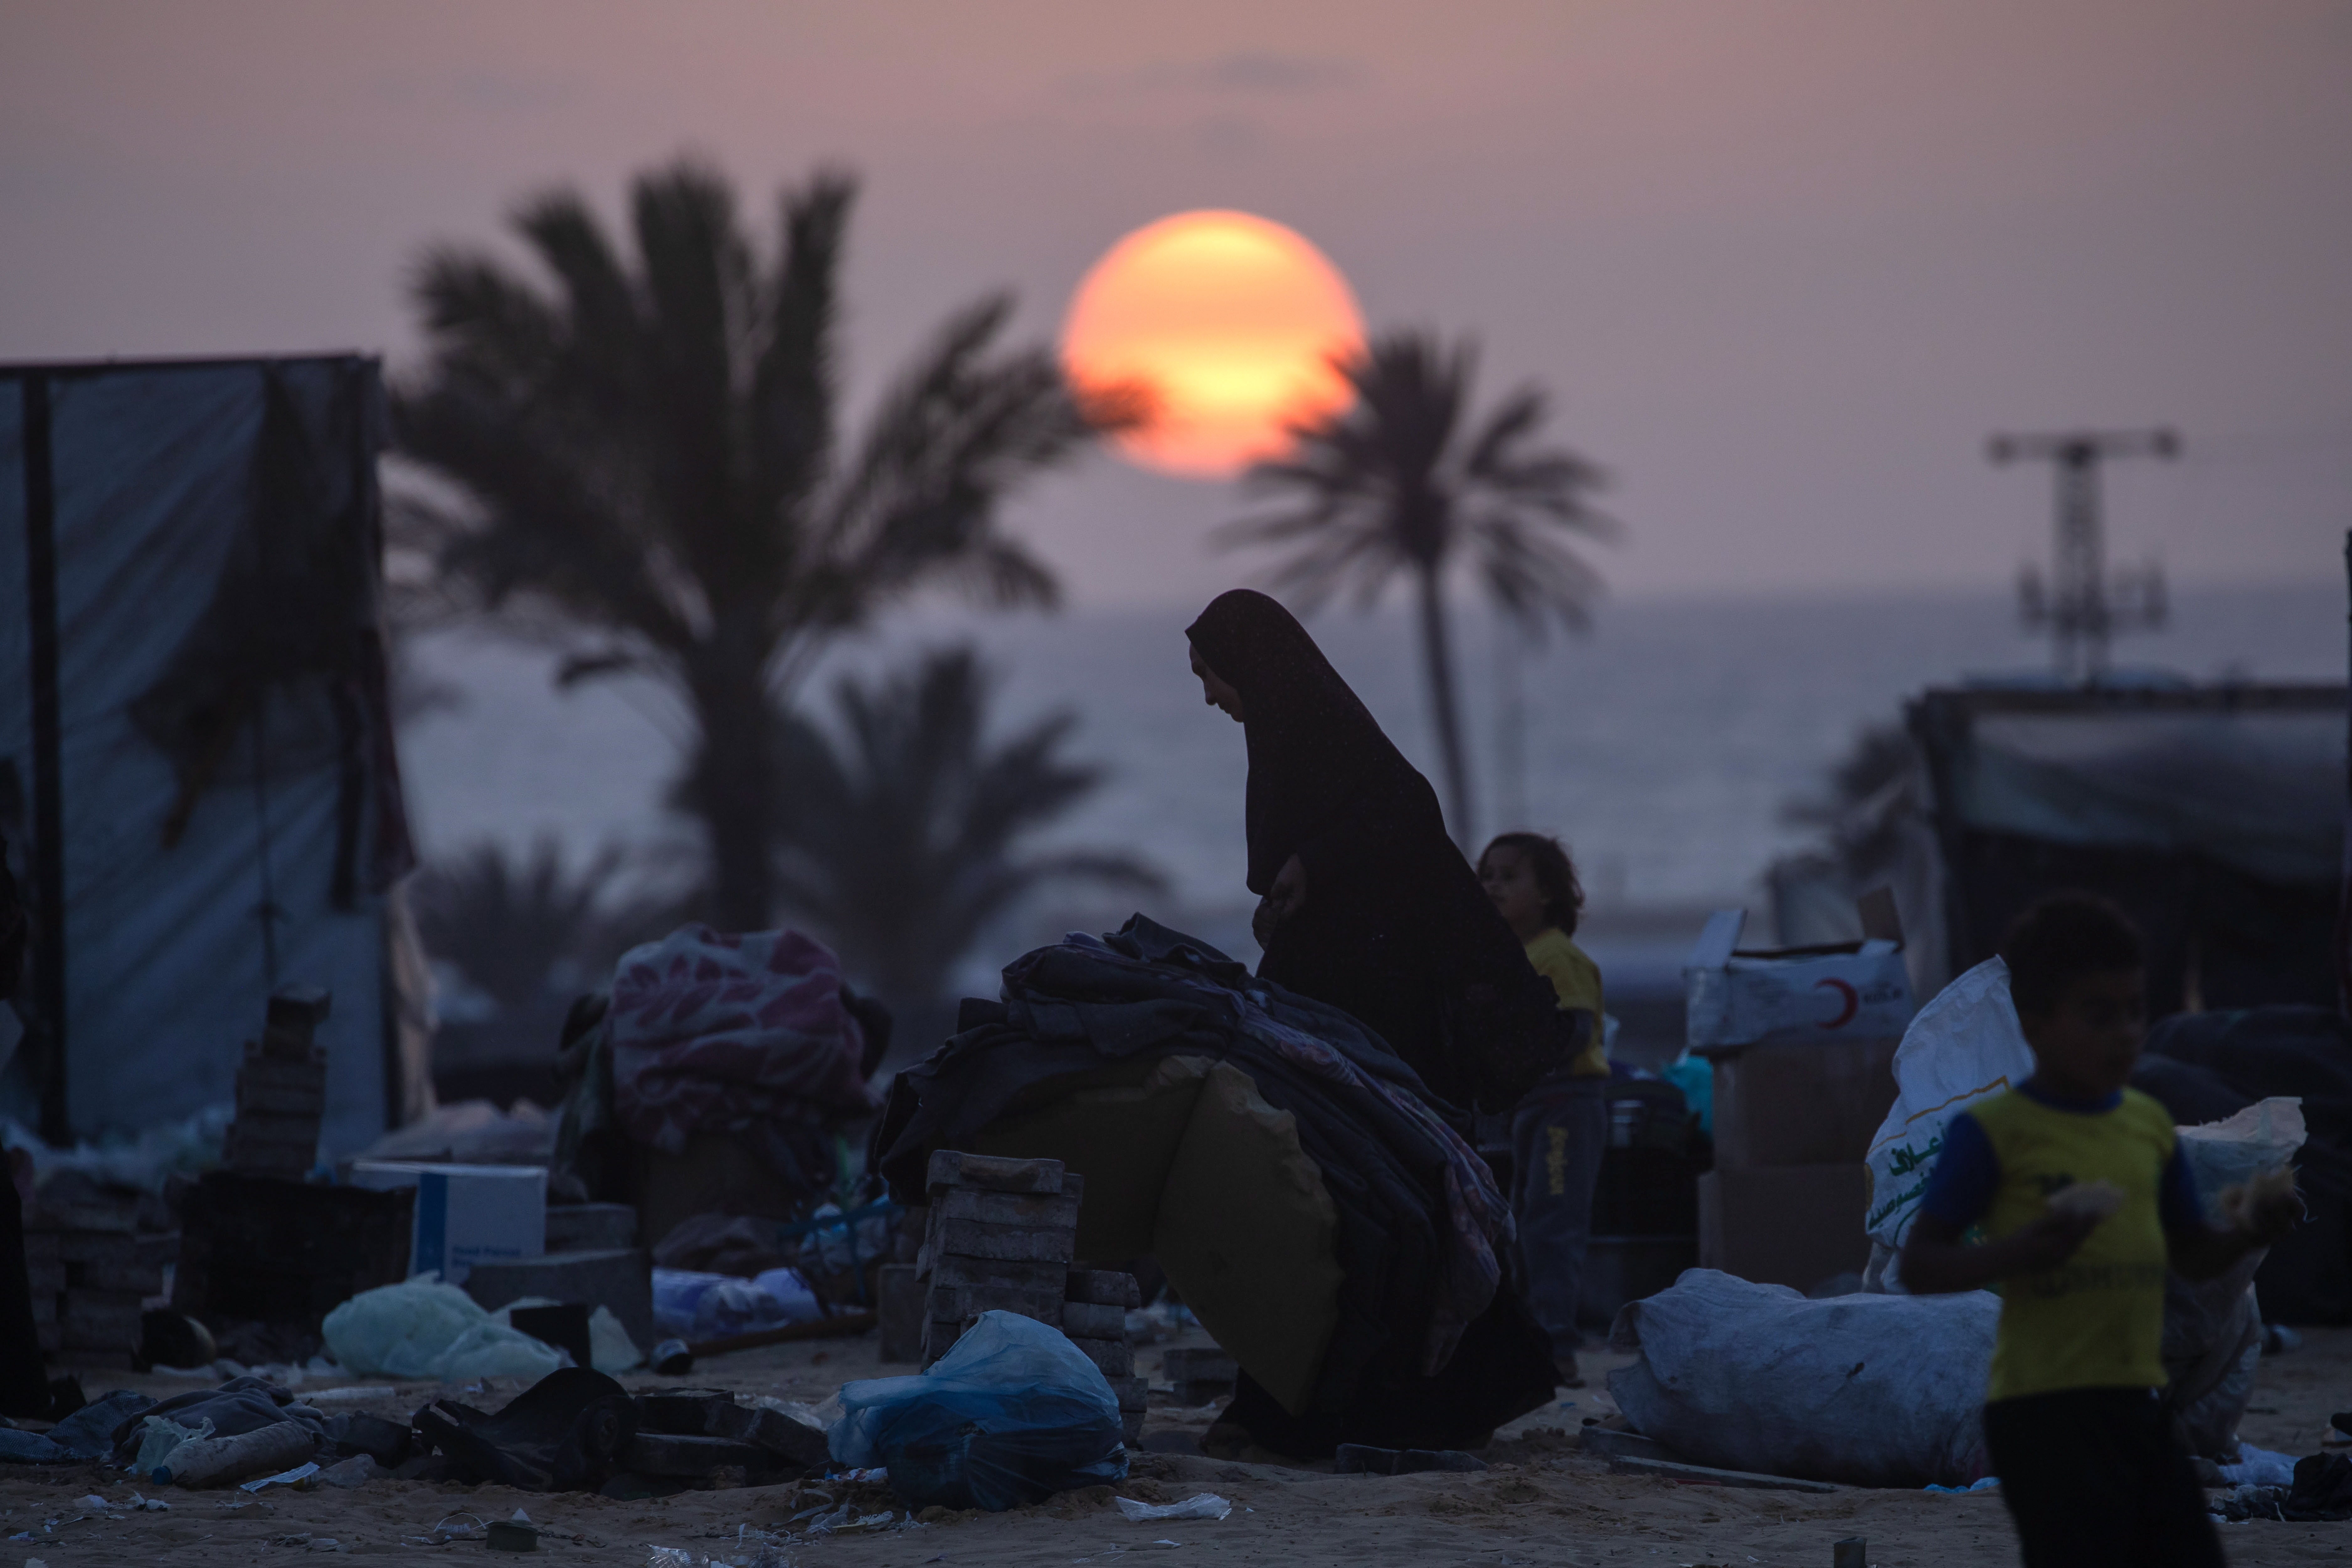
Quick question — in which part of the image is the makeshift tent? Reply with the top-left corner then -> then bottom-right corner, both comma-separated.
0,355 -> 426,1152
1909,683 -> 2347,1014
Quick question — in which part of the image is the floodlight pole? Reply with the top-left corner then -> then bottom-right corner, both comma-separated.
1989,427 -> 2179,683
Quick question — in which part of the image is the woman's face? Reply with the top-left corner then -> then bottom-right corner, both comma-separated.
1479,845 -> 1548,937
1189,644 -> 1244,722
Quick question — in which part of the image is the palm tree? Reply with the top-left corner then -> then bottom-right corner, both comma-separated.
392,158 -> 1117,929
760,646 -> 1163,1015
409,836 -> 678,1015
1220,331 -> 1616,844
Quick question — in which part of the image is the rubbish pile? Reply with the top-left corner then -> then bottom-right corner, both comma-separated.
0,1366 -> 837,1498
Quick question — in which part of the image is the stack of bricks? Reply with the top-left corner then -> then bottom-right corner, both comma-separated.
1064,1267 -> 1147,1445
221,988 -> 331,1178
919,1151 -> 1149,1444
23,1206 -> 173,1371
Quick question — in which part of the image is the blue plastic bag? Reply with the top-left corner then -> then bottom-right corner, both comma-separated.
830,1310 -> 1128,1511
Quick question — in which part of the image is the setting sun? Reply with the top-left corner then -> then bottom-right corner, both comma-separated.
1061,210 -> 1366,479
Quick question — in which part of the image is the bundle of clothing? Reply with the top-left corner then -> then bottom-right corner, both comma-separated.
553,925 -> 886,1205
872,915 -> 1555,1456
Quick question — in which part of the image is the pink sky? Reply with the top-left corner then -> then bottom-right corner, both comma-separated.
3,0 -> 2346,605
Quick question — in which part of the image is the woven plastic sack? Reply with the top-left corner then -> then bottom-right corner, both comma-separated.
1608,1268 -> 1999,1486
1863,957 -> 2036,1255
829,1310 -> 1127,1511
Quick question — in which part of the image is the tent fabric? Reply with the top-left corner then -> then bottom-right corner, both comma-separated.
1947,707 -> 2343,886
0,357 -> 415,1151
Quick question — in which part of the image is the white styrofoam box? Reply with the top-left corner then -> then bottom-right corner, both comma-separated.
347,1162 -> 547,1286
1684,908 -> 1916,1050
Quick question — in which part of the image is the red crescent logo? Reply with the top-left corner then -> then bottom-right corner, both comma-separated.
1815,977 -> 1860,1029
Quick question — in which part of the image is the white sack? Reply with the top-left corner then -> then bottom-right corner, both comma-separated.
1607,1268 -> 1998,1487
1863,958 -> 2036,1254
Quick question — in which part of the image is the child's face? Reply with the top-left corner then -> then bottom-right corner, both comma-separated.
1479,846 -> 1547,936
2019,968 -> 2146,1097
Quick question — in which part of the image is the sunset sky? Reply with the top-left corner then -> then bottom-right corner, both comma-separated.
3,0 -> 2346,606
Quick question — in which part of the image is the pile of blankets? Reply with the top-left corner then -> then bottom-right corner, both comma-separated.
873,915 -> 1553,1449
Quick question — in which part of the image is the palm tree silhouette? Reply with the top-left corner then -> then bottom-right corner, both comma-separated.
759,646 -> 1163,1018
392,159 -> 1115,928
1220,331 -> 1616,844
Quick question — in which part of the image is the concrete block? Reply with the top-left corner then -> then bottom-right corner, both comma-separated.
462,1248 -> 655,1353
930,1253 -> 1070,1295
19,1231 -> 59,1264
1065,1269 -> 1142,1308
546,1203 -> 638,1253
1066,1336 -> 1134,1378
27,1292 -> 54,1325
932,1188 -> 1081,1230
26,1261 -> 65,1299
1120,1409 -> 1145,1445
926,1151 -> 1065,1195
1060,1300 -> 1125,1339
922,1314 -> 971,1365
926,1281 -> 1066,1324
35,1321 -> 60,1353
923,1216 -> 1075,1267
1107,1375 -> 1149,1413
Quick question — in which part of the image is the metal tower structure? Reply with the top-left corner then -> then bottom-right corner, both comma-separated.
1989,427 -> 2179,683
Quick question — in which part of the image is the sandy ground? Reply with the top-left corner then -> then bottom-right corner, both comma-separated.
5,1326 -> 2351,1567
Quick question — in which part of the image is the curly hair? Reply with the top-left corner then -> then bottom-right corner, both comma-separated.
1479,831 -> 1586,938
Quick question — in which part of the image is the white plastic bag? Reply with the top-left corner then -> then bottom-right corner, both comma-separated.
1607,1268 -> 1998,1487
321,1279 -> 563,1381
2177,1098 -> 2306,1221
1863,958 -> 2036,1253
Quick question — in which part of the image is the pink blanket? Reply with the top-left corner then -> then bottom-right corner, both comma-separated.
609,925 -> 881,1157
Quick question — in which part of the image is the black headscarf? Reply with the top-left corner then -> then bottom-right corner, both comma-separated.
1185,589 -> 1444,897
1187,591 -> 1559,1111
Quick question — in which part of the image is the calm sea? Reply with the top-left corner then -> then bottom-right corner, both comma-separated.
399,582 -> 2344,988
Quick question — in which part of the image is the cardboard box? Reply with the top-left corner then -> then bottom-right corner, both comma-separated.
1684,890 -> 1916,1050
1697,1164 -> 1870,1291
348,1162 -> 545,1285
1703,1036 -> 1901,1169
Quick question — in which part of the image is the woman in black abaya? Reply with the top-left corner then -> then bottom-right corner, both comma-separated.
1186,588 -> 1538,1110
1185,589 -> 1559,1455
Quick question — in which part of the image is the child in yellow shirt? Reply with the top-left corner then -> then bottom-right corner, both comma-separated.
1900,894 -> 2296,1567
1478,832 -> 1608,1385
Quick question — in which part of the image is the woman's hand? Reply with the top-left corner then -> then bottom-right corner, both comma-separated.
1252,854 -> 1308,946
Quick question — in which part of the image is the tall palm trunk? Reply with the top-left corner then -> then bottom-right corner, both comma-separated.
689,647 -> 778,930
1414,564 -> 1474,848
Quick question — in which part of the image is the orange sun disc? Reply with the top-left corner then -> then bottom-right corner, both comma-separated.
1061,210 -> 1367,479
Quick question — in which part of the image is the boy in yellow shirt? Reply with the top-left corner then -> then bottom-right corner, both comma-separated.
1900,893 -> 2297,1568
1478,833 -> 1610,1385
